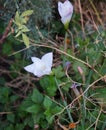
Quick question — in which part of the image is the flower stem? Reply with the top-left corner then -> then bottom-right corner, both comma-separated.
64,31 -> 68,52
68,29 -> 75,56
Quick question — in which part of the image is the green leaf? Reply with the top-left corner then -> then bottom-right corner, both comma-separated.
43,96 -> 52,109
5,124 -> 14,130
10,95 -> 19,103
31,88 -> 43,104
14,11 -> 21,26
2,43 -> 13,55
44,105 -> 62,124
21,18 -> 27,24
15,124 -> 24,130
22,33 -> 29,47
44,109 -> 53,124
24,117 -> 34,127
21,10 -> 33,17
40,76 -> 57,97
52,106 -> 62,114
19,96 -> 33,112
21,26 -> 30,33
15,26 -> 30,37
15,31 -> 22,37
26,104 -> 42,114
52,65 -> 65,78
32,113 -> 43,124
0,87 -> 10,103
7,114 -> 15,123
18,25 -> 30,32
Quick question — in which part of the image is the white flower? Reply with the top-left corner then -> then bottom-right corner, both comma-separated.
58,0 -> 73,29
24,52 -> 53,77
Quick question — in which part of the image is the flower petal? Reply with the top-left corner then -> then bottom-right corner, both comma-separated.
58,0 -> 73,17
24,52 -> 53,77
58,0 -> 73,25
33,61 -> 46,77
24,63 -> 35,73
58,1 -> 64,17
41,52 -> 53,67
31,57 -> 41,63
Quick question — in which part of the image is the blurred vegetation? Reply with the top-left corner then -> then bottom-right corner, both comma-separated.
0,0 -> 106,130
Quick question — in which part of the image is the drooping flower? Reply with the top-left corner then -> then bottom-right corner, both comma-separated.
58,0 -> 73,29
64,61 -> 71,71
71,83 -> 81,97
24,52 -> 53,77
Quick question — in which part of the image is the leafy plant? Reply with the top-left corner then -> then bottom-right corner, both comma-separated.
0,0 -> 106,130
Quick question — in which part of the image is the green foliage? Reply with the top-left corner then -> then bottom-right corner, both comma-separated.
7,114 -> 15,123
14,10 -> 33,47
2,42 -> 13,55
52,65 -> 65,79
40,75 -> 57,97
73,61 -> 87,75
20,89 -> 62,128
31,88 -> 44,103
43,96 -> 62,124
0,87 -> 10,104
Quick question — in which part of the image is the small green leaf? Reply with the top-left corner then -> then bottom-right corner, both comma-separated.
40,76 -> 57,97
52,106 -> 62,114
52,65 -> 65,78
44,105 -> 62,124
31,88 -> 43,104
26,104 -> 42,114
7,114 -> 15,123
32,113 -> 43,124
22,33 -> 29,47
21,10 -> 33,17
43,96 -> 52,109
44,109 -> 53,124
15,31 -> 22,37
21,26 -> 30,33
14,11 -> 21,26
21,18 -> 27,24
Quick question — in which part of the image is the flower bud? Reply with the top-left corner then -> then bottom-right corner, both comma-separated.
58,0 -> 73,29
77,66 -> 83,75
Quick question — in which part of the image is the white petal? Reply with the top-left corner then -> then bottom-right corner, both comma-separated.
24,63 -> 34,73
33,67 -> 51,77
58,0 -> 73,24
58,2 -> 64,17
61,13 -> 72,24
33,70 -> 43,77
31,57 -> 41,63
33,61 -> 52,77
41,52 -> 53,67
33,61 -> 47,77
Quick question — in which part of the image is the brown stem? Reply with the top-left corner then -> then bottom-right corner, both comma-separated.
0,18 -> 13,44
